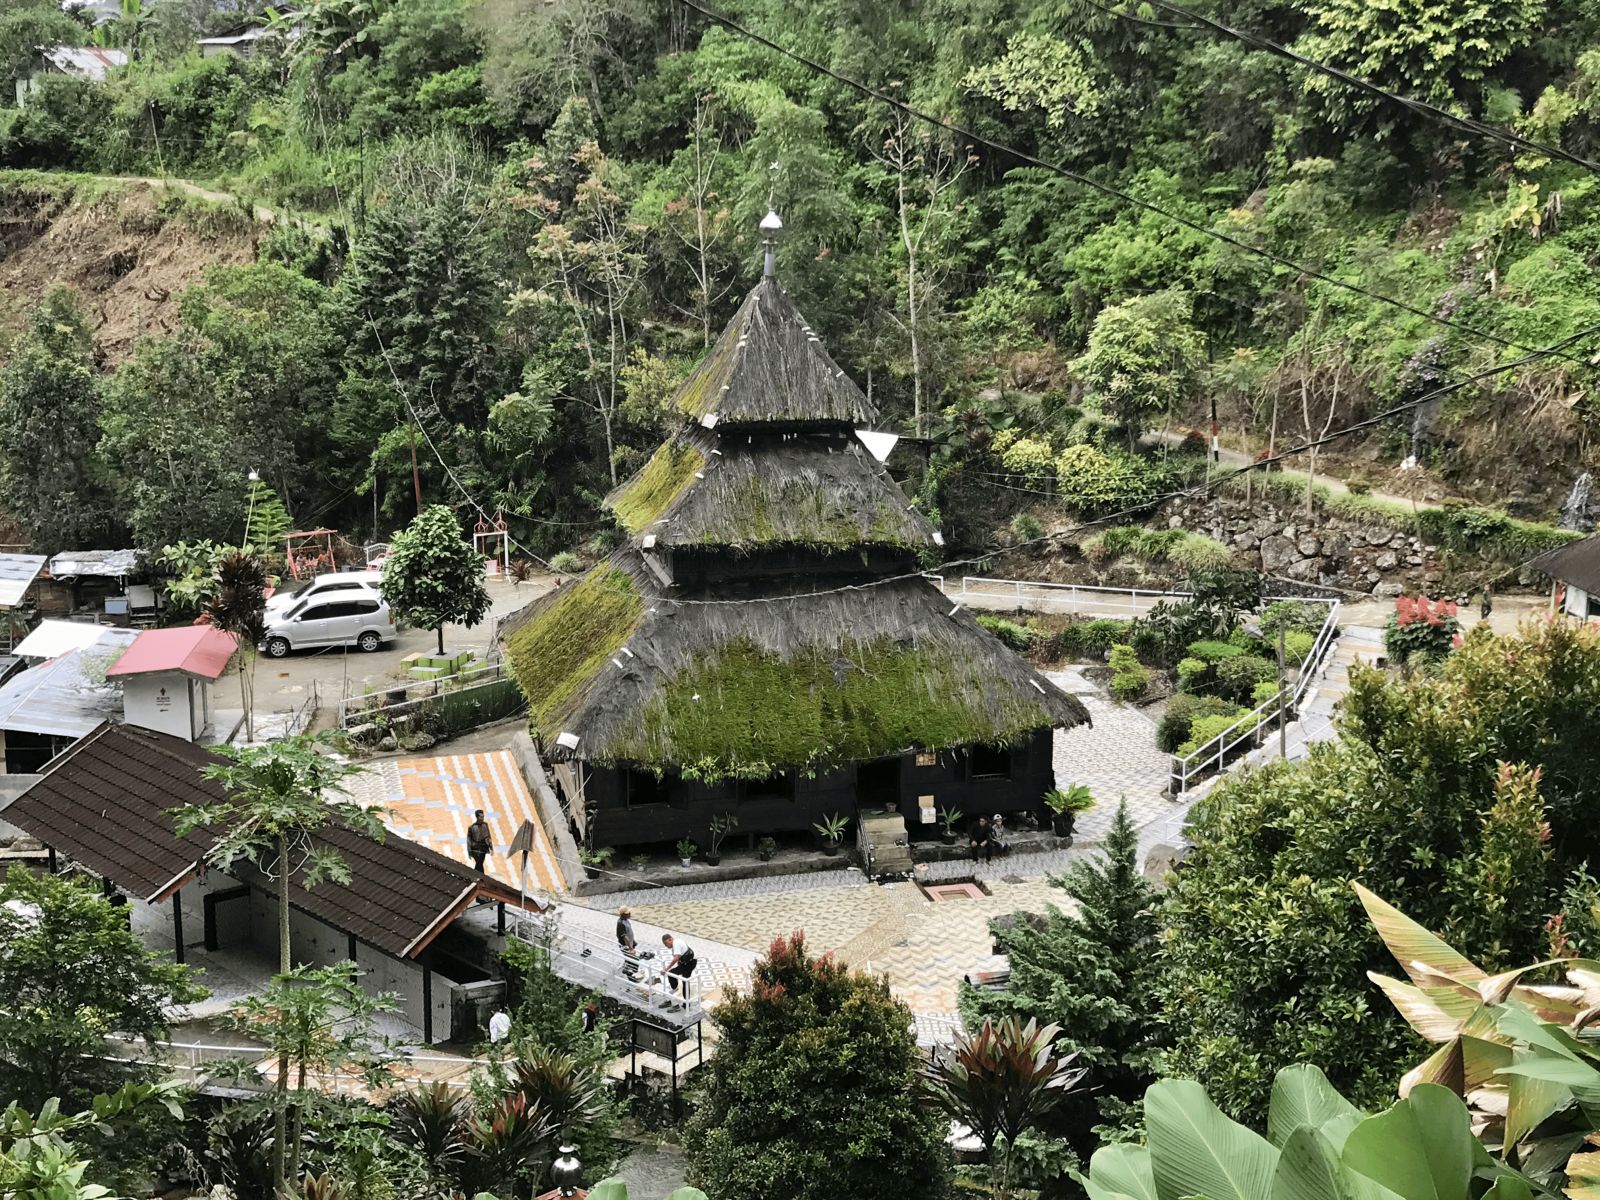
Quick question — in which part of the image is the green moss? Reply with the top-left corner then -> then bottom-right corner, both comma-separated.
697,473 -> 927,550
674,332 -> 741,417
610,441 -> 706,533
506,567 -> 645,736
608,636 -> 1056,781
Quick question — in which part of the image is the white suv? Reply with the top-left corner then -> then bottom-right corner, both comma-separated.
265,570 -> 384,615
260,595 -> 396,657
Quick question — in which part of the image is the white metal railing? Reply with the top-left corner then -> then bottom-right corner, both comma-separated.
337,659 -> 510,727
101,1036 -> 488,1094
510,911 -> 704,1022
1168,599 -> 1343,795
948,575 -> 1192,616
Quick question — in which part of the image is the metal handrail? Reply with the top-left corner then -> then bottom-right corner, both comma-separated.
1168,599 -> 1343,794
338,660 -> 509,726
510,912 -> 704,1020
954,575 -> 1191,616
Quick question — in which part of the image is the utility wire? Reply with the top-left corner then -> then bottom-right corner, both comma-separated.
1123,0 -> 1600,176
673,0 -> 1589,367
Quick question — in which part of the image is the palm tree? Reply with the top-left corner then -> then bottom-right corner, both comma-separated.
921,1017 -> 1088,1200
172,735 -> 381,1194
203,550 -> 267,741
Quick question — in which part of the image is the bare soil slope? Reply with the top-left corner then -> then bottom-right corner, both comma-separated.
0,175 -> 260,362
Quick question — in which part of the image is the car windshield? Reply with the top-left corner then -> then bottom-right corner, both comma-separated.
284,578 -> 315,599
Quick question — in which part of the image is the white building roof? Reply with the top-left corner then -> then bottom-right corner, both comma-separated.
0,554 -> 47,608
0,629 -> 137,738
42,47 -> 128,81
12,620 -> 124,660
47,548 -> 141,579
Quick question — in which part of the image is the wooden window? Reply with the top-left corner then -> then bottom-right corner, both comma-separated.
968,745 -> 1012,781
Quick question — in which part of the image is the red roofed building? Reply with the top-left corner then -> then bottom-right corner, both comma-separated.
107,625 -> 236,741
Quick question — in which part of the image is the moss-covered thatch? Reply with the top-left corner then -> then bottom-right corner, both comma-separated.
610,439 -> 707,534
504,565 -> 645,738
670,278 -> 875,427
503,551 -> 1087,779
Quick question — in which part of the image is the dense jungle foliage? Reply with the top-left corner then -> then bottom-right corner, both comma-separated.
2,0 -> 1599,554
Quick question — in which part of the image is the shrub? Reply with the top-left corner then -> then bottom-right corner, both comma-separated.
1054,445 -> 1165,517
547,550 -> 583,574
1186,639 -> 1244,663
1177,710 -> 1258,756
1156,693 -> 1246,752
1283,630 -> 1316,665
1260,600 -> 1330,639
1216,654 -> 1277,703
1383,595 -> 1460,663
1227,627 -> 1261,651
1176,657 -> 1209,692
977,614 -> 1037,652
1010,512 -> 1044,543
1109,643 -> 1150,701
1053,618 -> 1132,659
1133,599 -> 1221,665
999,434 -> 1056,482
1251,680 -> 1282,705
1167,532 -> 1234,572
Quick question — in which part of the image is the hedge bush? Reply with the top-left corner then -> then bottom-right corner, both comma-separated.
1054,445 -> 1166,517
1109,643 -> 1150,701
1178,709 -> 1259,757
977,614 -> 1038,652
548,551 -> 584,574
1283,630 -> 1316,665
1051,617 -> 1133,659
1261,600 -> 1330,639
1156,693 -> 1246,752
1187,639 -> 1244,663
1216,654 -> 1277,703
1176,656 -> 1209,692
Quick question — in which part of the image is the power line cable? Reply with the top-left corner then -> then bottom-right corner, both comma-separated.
673,0 -> 1589,366
1117,0 -> 1600,176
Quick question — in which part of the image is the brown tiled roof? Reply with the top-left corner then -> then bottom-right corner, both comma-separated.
1,722 -> 525,958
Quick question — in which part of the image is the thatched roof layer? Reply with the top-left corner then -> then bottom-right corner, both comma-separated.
671,278 -> 875,427
504,551 -> 1087,779
608,429 -> 939,551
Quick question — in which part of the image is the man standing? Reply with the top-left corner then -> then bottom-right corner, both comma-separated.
616,907 -> 637,954
467,809 -> 492,874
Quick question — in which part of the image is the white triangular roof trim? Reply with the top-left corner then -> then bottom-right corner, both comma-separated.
855,429 -> 900,463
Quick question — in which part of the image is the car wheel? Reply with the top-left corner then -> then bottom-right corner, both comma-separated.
265,637 -> 291,658
358,631 -> 382,653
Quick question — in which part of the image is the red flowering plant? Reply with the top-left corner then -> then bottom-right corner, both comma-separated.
1383,593 -> 1461,664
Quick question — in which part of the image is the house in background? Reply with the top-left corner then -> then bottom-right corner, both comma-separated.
198,25 -> 274,56
1529,535 -> 1600,620
15,47 -> 127,107
0,553 -> 47,653
0,628 -> 136,773
0,722 -> 532,1042
106,624 -> 236,741
39,549 -> 145,621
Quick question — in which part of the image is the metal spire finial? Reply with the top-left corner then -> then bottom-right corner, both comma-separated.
760,207 -> 783,278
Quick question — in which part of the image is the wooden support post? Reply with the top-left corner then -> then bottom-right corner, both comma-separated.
422,966 -> 433,1044
46,846 -> 57,874
172,893 -> 185,965
347,934 -> 357,963
497,901 -> 506,935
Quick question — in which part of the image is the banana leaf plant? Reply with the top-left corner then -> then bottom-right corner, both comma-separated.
1073,1064 -> 1540,1200
1358,882 -> 1600,1193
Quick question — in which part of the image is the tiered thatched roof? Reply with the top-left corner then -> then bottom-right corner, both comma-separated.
504,550 -> 1086,778
505,268 -> 1089,778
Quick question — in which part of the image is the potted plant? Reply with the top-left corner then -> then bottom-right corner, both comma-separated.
1045,784 -> 1095,838
757,836 -> 778,862
938,807 -> 964,846
706,812 -> 738,866
676,838 -> 697,867
813,812 -> 849,856
579,845 -> 614,881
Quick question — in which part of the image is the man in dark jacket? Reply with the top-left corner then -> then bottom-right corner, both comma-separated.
467,810 -> 492,873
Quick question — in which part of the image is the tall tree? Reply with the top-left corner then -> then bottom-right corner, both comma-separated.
172,735 -> 379,1194
0,289 -> 118,550
664,93 -> 734,348
962,799 -> 1164,1155
381,504 -> 491,655
1073,289 -> 1205,450
684,932 -> 949,1200
0,866 -> 203,1110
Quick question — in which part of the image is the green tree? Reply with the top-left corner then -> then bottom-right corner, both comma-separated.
216,963 -> 399,1192
0,289 -> 118,550
0,0 -> 81,101
1073,289 -> 1204,449
172,734 -> 380,1194
0,867 -> 204,1110
202,550 -> 267,741
381,503 -> 491,654
0,1081 -> 185,1200
684,932 -> 949,1200
1161,617 -> 1600,1122
961,800 -> 1163,1152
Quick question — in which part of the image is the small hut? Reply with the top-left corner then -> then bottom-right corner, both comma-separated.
504,217 -> 1088,850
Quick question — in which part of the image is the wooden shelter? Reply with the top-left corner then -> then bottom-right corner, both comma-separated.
504,234 -> 1087,850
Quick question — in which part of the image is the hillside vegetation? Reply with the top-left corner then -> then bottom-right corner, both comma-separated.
2,0 -> 1599,555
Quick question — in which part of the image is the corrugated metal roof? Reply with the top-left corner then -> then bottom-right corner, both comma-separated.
1528,535 -> 1600,594
0,629 -> 137,737
105,625 -> 236,681
13,620 -> 124,660
41,46 -> 127,81
46,549 -> 141,579
0,554 -> 47,608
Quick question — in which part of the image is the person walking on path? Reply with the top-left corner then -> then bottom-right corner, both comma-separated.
1481,583 -> 1494,622
616,907 -> 637,954
467,809 -> 492,874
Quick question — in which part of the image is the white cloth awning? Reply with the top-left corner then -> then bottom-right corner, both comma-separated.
12,620 -> 121,660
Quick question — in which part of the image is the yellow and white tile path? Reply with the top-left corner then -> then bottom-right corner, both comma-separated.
353,751 -> 567,895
